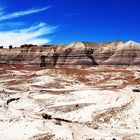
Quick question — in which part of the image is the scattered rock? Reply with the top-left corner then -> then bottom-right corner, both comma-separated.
132,89 -> 140,92
6,97 -> 20,105
29,133 -> 55,140
86,122 -> 99,129
42,113 -> 72,123
42,113 -> 52,120
54,117 -> 72,123
75,104 -> 79,107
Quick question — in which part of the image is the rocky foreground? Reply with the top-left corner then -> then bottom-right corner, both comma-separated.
1,40 -> 140,67
0,65 -> 140,140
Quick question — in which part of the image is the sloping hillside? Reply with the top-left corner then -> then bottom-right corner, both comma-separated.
1,40 -> 140,66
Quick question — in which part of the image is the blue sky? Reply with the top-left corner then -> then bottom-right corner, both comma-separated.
0,0 -> 140,47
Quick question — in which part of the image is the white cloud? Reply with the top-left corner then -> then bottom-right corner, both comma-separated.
0,23 -> 57,47
0,6 -> 50,21
0,5 -> 58,47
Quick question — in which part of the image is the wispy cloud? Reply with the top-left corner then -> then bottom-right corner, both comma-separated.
0,23 -> 57,47
0,5 -> 58,47
0,22 -> 25,30
0,6 -> 50,21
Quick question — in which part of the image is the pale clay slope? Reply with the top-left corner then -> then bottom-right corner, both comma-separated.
116,41 -> 140,51
0,67 -> 140,139
65,42 -> 86,50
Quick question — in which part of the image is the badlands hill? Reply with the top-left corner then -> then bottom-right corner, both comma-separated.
0,40 -> 140,66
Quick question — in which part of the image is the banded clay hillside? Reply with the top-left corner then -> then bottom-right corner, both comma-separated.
106,41 -> 140,65
1,40 -> 140,67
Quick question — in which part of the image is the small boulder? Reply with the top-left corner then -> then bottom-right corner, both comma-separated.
132,89 -> 140,92
42,113 -> 52,120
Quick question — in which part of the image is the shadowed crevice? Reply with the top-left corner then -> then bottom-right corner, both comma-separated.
40,55 -> 46,67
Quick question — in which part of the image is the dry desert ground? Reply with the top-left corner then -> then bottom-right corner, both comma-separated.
0,65 -> 140,140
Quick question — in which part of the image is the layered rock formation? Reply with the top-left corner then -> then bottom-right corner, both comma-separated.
106,41 -> 140,65
0,40 -> 140,67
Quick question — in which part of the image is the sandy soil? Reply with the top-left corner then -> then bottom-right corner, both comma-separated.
0,64 -> 140,140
